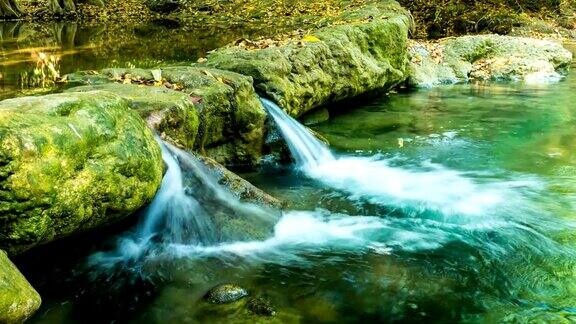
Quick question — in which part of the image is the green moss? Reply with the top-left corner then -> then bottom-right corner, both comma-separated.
205,1 -> 411,116
0,91 -> 163,254
67,83 -> 200,149
69,66 -> 267,167
0,250 -> 41,323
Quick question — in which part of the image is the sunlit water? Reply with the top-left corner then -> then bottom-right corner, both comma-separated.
13,50 -> 576,323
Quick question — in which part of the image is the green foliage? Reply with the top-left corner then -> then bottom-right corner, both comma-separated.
397,0 -> 574,38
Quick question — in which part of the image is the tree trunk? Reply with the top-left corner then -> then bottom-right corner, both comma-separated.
53,22 -> 77,48
0,0 -> 23,19
48,0 -> 76,15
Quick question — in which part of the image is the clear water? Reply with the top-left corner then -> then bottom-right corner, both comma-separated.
8,33 -> 576,322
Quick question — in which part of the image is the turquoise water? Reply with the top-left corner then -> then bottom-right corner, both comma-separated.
14,45 -> 576,323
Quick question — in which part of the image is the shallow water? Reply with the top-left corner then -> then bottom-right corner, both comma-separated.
9,38 -> 576,322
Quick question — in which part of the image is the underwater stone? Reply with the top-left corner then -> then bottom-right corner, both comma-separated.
301,107 -> 330,126
0,91 -> 164,254
0,250 -> 41,323
205,284 -> 249,304
247,297 -> 276,317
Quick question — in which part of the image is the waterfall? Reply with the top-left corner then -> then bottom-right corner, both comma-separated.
89,138 -> 277,267
261,98 -> 529,217
137,140 -> 218,246
261,98 -> 334,169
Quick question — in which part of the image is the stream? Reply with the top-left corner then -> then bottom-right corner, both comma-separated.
4,22 -> 576,323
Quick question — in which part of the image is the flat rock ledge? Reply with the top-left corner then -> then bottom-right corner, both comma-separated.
408,35 -> 573,87
204,1 -> 412,117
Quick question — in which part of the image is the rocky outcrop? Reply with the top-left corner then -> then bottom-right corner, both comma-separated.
408,35 -> 573,87
204,1 -> 411,117
68,66 -> 266,167
0,91 -> 163,254
195,155 -> 284,209
68,83 -> 200,150
0,250 -> 41,323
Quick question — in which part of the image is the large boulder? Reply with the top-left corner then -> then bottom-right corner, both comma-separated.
0,250 -> 41,323
0,91 -> 163,254
204,1 -> 411,117
68,83 -> 200,150
408,35 -> 573,87
67,67 -> 266,167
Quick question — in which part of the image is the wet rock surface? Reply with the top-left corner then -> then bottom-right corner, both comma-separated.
205,284 -> 249,304
408,35 -> 573,87
204,1 -> 411,117
247,297 -> 277,316
0,91 -> 163,254
68,66 -> 266,167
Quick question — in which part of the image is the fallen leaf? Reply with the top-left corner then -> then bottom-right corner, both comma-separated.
302,35 -> 321,42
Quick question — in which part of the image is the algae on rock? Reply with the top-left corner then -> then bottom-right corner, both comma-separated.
0,250 -> 41,323
0,91 -> 164,254
67,66 -> 267,167
408,35 -> 573,87
204,1 -> 412,117
68,83 -> 200,150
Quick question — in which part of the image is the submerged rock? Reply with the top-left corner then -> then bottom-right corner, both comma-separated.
301,107 -> 330,126
0,91 -> 163,254
247,297 -> 276,317
408,35 -> 573,87
0,250 -> 41,323
204,1 -> 411,117
205,284 -> 249,304
195,154 -> 285,209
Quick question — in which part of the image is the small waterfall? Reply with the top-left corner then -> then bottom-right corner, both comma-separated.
137,140 -> 218,246
89,138 -> 277,267
261,98 -> 532,216
261,98 -> 334,168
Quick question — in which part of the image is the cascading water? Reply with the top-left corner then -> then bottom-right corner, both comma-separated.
89,138 -> 277,267
261,98 -> 526,216
138,140 -> 217,246
261,98 -> 335,168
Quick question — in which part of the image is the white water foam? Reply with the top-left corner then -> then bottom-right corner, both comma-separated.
261,98 -> 526,216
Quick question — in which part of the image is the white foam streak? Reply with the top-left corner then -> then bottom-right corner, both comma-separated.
262,98 -> 512,215
306,156 -> 505,215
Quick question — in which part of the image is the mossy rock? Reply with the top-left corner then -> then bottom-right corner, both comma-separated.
67,67 -> 267,167
0,250 -> 41,323
0,91 -> 163,254
195,155 -> 284,209
408,35 -> 573,87
67,83 -> 200,150
204,1 -> 411,117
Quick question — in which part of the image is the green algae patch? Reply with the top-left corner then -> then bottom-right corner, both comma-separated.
204,1 -> 411,117
67,83 -> 200,150
0,91 -> 163,254
0,250 -> 41,323
68,66 -> 267,167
